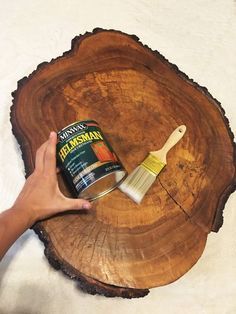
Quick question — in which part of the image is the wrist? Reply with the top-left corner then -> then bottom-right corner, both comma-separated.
10,204 -> 37,228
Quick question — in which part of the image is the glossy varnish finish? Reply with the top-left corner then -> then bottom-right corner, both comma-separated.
10,29 -> 236,297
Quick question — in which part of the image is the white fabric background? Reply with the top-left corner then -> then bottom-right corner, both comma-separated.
0,1 -> 236,313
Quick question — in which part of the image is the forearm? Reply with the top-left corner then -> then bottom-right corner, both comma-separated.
0,132 -> 91,261
0,206 -> 33,260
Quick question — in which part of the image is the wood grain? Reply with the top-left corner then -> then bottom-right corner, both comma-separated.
10,28 -> 236,297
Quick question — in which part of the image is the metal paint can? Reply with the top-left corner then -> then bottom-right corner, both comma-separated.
56,120 -> 127,201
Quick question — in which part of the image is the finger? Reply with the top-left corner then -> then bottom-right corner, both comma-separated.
44,131 -> 57,175
35,140 -> 49,172
61,197 -> 91,211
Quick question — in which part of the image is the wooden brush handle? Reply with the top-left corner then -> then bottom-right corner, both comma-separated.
161,125 -> 186,155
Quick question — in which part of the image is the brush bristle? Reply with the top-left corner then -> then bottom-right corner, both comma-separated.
119,166 -> 156,204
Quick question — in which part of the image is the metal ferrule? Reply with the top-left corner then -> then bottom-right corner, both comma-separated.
141,154 -> 166,176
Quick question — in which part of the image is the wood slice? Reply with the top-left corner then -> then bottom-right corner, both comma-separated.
10,29 -> 236,297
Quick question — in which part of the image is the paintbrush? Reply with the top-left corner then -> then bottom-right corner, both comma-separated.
119,125 -> 186,204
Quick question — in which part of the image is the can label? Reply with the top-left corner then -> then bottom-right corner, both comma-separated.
56,120 -> 125,197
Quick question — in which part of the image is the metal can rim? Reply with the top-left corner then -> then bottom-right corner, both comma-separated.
58,119 -> 98,133
79,169 -> 128,201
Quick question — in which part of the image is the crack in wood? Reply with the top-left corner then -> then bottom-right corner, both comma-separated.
158,177 -> 190,219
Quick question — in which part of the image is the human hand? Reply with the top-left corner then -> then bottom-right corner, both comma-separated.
12,131 -> 91,225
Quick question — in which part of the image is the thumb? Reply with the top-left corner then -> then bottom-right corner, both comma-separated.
61,197 -> 91,211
